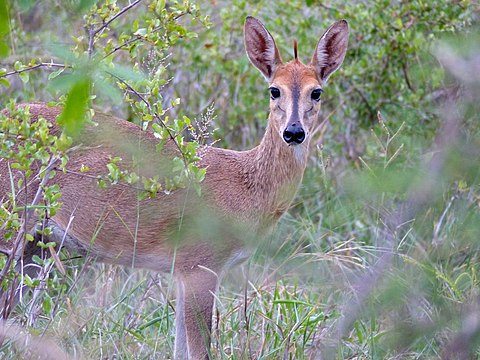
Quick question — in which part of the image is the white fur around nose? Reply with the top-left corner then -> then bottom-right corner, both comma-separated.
292,143 -> 307,163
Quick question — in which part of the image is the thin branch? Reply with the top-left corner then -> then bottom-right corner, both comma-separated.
0,156 -> 59,319
103,34 -> 143,59
87,0 -> 143,57
0,62 -> 68,79
102,11 -> 189,59
87,25 -> 95,59
93,0 -> 143,38
107,72 -> 190,168
26,212 -> 75,327
402,60 -> 416,93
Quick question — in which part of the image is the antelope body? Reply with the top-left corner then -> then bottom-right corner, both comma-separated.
0,17 -> 348,359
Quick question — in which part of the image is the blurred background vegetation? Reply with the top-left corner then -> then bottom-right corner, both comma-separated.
1,0 -> 480,358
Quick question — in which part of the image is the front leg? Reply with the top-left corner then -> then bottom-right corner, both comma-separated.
175,269 -> 218,360
174,280 -> 187,359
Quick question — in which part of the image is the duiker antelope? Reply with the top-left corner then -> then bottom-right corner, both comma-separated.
0,16 -> 348,359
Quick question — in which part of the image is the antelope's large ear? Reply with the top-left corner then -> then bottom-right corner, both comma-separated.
244,16 -> 283,82
310,20 -> 349,83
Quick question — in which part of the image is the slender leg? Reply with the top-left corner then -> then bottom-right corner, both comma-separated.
177,269 -> 218,360
174,280 -> 188,359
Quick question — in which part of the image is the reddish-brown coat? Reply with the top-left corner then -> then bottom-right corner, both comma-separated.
0,16 -> 348,359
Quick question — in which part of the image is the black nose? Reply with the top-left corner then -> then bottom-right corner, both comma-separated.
283,123 -> 305,144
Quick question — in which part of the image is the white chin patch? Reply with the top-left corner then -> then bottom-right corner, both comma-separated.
291,143 -> 307,162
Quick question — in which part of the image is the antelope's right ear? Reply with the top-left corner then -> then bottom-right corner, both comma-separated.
310,20 -> 349,83
244,16 -> 283,82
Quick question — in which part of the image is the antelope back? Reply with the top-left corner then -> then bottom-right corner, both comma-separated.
0,104 -> 255,273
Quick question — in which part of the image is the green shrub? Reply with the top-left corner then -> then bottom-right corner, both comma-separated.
0,0 -> 479,358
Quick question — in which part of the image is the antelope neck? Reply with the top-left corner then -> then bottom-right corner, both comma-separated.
249,120 -> 307,192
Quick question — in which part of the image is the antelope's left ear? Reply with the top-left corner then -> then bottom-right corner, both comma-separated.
244,16 -> 283,82
310,20 -> 349,83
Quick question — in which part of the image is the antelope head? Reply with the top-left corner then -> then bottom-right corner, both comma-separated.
244,16 -> 348,153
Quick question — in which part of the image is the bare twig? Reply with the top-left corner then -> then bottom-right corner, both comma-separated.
0,62 -> 68,79
93,0 -> 143,38
87,0 -> 143,57
103,34 -> 143,59
102,11 -> 190,59
0,156 -> 59,320
26,212 -> 75,327
402,60 -> 416,93
87,24 -> 95,58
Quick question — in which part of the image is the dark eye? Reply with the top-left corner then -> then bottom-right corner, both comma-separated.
269,87 -> 280,100
311,88 -> 323,101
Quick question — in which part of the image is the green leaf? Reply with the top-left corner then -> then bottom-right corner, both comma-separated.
42,293 -> 53,315
22,274 -> 34,287
18,71 -> 29,84
48,68 -> 65,80
32,255 -> 44,265
0,0 -> 9,36
0,76 -> 9,87
0,41 -> 8,58
171,157 -> 184,173
57,78 -> 91,137
134,28 -> 147,36
395,17 -> 403,30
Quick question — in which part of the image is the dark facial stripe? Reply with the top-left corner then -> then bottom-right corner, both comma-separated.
290,79 -> 301,125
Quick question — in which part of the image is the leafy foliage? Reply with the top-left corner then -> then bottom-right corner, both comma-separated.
0,0 -> 479,359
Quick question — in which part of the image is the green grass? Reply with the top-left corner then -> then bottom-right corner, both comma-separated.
1,177 -> 480,359
2,106 -> 480,359
1,1 -> 479,359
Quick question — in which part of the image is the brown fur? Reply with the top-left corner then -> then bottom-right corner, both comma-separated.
0,17 -> 348,359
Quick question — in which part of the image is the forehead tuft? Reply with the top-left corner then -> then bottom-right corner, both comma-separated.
272,61 -> 319,88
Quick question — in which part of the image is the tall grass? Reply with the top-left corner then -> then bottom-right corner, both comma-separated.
1,1 -> 479,359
